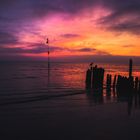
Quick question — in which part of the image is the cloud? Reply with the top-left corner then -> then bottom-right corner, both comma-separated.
0,0 -> 140,24
0,44 -> 109,56
0,0 -> 140,37
0,45 -> 61,54
74,48 -> 110,55
98,0 -> 140,35
0,31 -> 19,47
77,48 -> 96,52
0,0 -> 98,20
122,45 -> 135,48
60,33 -> 80,38
107,21 -> 140,35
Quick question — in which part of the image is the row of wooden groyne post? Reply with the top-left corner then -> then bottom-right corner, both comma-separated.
86,59 -> 140,94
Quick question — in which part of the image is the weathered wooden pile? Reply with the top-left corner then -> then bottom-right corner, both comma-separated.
86,64 -> 104,91
86,59 -> 140,94
86,65 -> 104,90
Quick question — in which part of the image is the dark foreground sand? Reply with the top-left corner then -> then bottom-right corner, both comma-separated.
0,93 -> 140,140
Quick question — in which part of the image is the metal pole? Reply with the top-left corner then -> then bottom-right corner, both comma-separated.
46,38 -> 50,87
46,38 -> 50,69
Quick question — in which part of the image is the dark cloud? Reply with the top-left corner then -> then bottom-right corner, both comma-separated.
77,48 -> 96,52
0,0 -> 139,23
23,0 -> 99,17
0,45 -> 63,54
60,34 -> 80,38
0,45 -> 109,56
107,21 -> 140,35
99,0 -> 140,35
0,0 -> 98,20
75,48 -> 110,55
0,0 -> 140,35
0,31 -> 18,45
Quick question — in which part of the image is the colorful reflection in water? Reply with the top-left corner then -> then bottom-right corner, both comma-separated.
0,61 -> 140,106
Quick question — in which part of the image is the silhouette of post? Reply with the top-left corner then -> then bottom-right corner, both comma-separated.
135,77 -> 139,91
138,80 -> 140,94
106,74 -> 112,91
46,38 -> 50,87
128,59 -> 134,92
46,38 -> 50,69
92,65 -> 104,90
86,69 -> 92,89
113,75 -> 117,90
129,59 -> 133,78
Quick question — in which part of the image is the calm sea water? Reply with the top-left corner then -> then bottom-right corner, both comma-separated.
0,61 -> 140,105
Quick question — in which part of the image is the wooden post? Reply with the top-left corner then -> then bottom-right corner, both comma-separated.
128,75 -> 134,90
135,77 -> 139,91
106,74 -> 109,89
106,74 -> 111,91
86,69 -> 92,89
128,59 -> 134,92
138,80 -> 140,94
129,59 -> 133,78
92,65 -> 104,90
109,75 -> 112,88
113,75 -> 117,89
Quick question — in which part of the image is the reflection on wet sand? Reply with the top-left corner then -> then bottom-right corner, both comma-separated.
86,88 -> 140,116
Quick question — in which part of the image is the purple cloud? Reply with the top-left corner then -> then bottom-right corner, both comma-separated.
77,48 -> 96,52
0,31 -> 18,45
99,0 -> 140,35
0,0 -> 140,39
0,45 -> 109,56
60,34 -> 80,38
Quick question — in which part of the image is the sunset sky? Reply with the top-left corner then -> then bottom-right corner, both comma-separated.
0,0 -> 140,61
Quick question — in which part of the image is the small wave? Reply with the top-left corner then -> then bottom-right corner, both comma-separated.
0,90 -> 85,106
12,76 -> 38,79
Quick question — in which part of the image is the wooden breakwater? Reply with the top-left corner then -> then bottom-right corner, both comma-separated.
86,59 -> 140,94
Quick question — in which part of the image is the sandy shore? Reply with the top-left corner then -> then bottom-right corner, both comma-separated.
0,93 -> 140,140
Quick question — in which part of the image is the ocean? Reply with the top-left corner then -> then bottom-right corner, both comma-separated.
0,61 -> 140,105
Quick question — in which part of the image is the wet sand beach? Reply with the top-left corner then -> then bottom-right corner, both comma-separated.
1,92 -> 140,140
